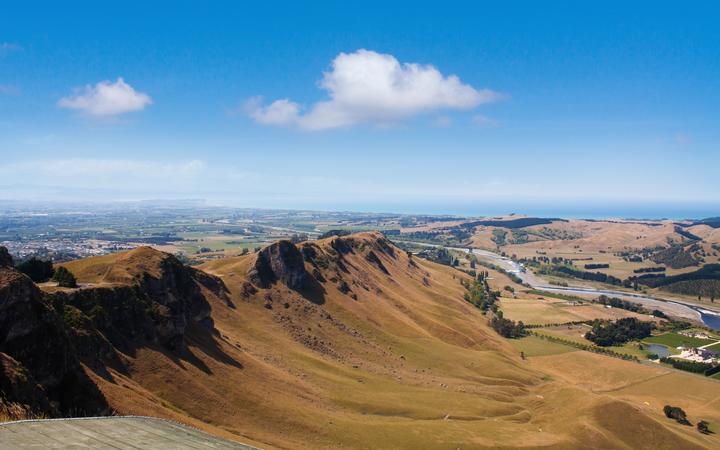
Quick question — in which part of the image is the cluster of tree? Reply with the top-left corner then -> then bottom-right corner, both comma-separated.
660,357 -> 719,376
636,264 -> 720,288
594,295 -> 647,314
509,229 -> 530,244
491,229 -> 507,246
523,255 -> 574,265
663,280 -> 719,300
664,405 -> 691,425
523,320 -> 591,329
460,217 -> 562,229
15,256 -> 78,288
461,272 -> 499,313
529,331 -> 640,361
633,266 -> 666,273
697,420 -> 711,434
52,266 -> 77,288
584,318 -> 654,346
490,311 -> 525,338
16,257 -> 54,282
685,217 -> 720,229
539,264 -> 624,286
417,247 -> 453,266
650,245 -> 701,269
584,263 -> 609,270
673,226 -> 702,241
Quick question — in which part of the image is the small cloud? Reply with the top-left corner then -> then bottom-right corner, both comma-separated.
0,42 -> 22,56
471,114 -> 499,127
58,78 -> 152,117
245,96 -> 301,126
432,116 -> 452,128
0,84 -> 20,96
247,49 -> 501,131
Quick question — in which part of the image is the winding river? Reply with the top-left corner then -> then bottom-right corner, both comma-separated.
403,241 -> 720,330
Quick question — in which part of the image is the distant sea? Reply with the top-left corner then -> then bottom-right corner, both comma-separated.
324,201 -> 720,220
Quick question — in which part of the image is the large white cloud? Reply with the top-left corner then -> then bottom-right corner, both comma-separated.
58,78 -> 152,116
248,49 -> 500,130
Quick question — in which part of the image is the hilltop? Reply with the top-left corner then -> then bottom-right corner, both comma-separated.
0,233 -> 717,448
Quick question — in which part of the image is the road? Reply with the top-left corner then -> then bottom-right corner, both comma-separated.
400,240 -> 720,329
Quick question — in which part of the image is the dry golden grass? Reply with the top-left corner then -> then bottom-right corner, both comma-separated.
56,232 -> 719,449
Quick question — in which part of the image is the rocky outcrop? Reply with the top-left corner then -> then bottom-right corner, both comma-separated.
248,241 -> 310,290
54,247 -> 222,352
0,246 -> 12,268
0,264 -> 108,417
365,250 -> 389,275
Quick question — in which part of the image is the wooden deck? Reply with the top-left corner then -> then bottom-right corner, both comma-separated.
0,416 -> 261,449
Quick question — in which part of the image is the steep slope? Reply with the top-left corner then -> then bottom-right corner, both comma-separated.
87,233 -> 715,449
0,250 -> 108,419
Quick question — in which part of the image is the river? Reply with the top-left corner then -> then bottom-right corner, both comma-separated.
401,240 -> 720,330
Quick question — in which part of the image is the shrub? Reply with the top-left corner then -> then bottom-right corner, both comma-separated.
664,405 -> 690,425
52,266 -> 77,288
697,420 -> 710,434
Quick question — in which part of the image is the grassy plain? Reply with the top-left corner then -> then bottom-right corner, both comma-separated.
644,333 -> 716,348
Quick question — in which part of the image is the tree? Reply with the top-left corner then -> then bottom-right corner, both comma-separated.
16,257 -> 54,282
52,266 -> 77,288
663,405 -> 690,425
697,420 -> 710,434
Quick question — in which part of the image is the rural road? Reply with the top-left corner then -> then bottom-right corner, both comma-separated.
399,240 -> 720,329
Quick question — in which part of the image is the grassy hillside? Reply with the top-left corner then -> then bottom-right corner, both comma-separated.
37,233 -> 720,448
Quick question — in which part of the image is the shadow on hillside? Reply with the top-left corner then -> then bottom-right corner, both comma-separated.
177,322 -> 244,374
299,275 -> 327,305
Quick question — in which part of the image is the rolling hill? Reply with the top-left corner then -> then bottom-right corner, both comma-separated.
0,233 -> 717,448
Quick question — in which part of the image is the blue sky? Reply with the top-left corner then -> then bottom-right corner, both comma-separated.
1,1 -> 719,217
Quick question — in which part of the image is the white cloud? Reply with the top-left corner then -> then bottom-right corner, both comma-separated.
58,78 -> 152,116
247,49 -> 501,130
245,97 -> 301,126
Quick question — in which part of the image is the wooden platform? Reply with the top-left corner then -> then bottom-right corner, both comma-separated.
0,416 -> 261,449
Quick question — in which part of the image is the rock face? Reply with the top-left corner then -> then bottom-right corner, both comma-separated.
0,262 -> 108,418
248,241 -> 310,290
0,352 -> 51,417
54,247 -> 222,352
0,245 -> 229,418
0,246 -> 12,267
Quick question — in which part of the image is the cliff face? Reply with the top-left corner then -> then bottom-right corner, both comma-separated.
56,247 -> 225,352
0,245 -> 229,418
248,240 -> 310,290
0,247 -> 12,268
0,256 -> 108,418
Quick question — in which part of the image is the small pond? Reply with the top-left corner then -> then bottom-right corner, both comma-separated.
645,343 -> 671,358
